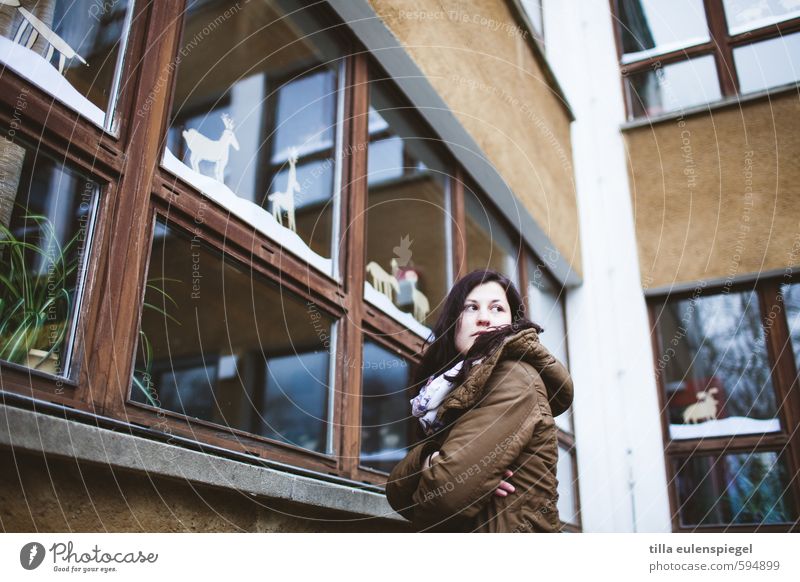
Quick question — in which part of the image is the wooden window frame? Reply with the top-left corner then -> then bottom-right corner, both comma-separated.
647,277 -> 800,531
0,0 -> 579,503
609,0 -> 800,119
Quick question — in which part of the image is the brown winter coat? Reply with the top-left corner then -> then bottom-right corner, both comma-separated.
385,328 -> 574,532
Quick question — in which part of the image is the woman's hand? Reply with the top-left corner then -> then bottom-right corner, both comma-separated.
423,451 -> 440,470
494,469 -> 515,497
425,454 -> 514,497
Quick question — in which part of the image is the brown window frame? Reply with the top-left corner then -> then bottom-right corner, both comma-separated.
648,277 -> 800,532
0,0 -> 580,508
610,0 -> 800,119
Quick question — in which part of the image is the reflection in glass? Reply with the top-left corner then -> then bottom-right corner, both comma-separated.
0,0 -> 131,128
674,452 -> 797,526
557,447 -> 579,525
723,0 -> 800,34
783,282 -> 800,373
132,220 -> 334,454
734,32 -> 800,94
0,131 -> 97,379
360,339 -> 413,473
165,1 -> 344,266
526,255 -> 571,432
626,55 -> 722,118
464,185 -> 520,287
364,78 -> 451,329
616,0 -> 709,61
655,291 -> 780,440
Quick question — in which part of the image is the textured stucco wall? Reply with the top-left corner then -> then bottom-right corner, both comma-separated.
0,449 -> 408,532
369,0 -> 582,275
624,91 -> 800,290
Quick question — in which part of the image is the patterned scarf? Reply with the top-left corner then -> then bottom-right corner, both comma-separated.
411,359 -> 481,435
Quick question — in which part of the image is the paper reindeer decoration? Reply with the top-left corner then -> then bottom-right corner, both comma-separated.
682,388 -> 719,424
391,257 -> 430,323
4,0 -> 88,74
366,261 -> 399,302
182,113 -> 240,183
267,148 -> 300,232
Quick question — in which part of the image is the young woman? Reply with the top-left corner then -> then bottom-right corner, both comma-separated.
386,269 -> 573,532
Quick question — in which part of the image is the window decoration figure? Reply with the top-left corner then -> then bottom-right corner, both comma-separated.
391,258 -> 430,324
267,147 -> 300,232
366,261 -> 399,302
682,387 -> 720,424
181,113 -> 240,184
4,0 -> 88,74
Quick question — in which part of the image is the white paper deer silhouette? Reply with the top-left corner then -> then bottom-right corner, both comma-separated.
682,388 -> 719,424
402,269 -> 430,323
267,148 -> 300,232
366,261 -> 399,301
4,1 -> 88,74
182,113 -> 240,183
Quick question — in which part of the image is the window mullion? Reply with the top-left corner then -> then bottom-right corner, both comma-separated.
338,51 -> 370,479
703,0 -> 739,95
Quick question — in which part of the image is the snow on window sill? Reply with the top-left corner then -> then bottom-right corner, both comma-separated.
162,148 -> 334,278
670,416 -> 782,440
0,35 -> 105,129
364,281 -> 432,340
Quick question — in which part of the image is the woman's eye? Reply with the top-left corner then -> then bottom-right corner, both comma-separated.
491,305 -> 504,312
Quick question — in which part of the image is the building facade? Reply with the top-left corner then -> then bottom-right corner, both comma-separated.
0,0 -> 797,532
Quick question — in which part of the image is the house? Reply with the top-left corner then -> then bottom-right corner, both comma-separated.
0,0 -> 797,532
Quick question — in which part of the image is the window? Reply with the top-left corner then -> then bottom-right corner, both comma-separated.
0,0 -> 134,131
132,219 -> 336,455
650,280 -> 800,530
163,0 -> 346,277
525,253 -> 573,433
364,76 -> 453,334
520,0 -> 545,49
360,338 -> 413,473
0,0 -> 577,494
464,183 -> 522,288
0,131 -> 99,380
612,0 -> 800,119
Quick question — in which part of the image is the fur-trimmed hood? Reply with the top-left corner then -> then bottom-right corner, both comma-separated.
438,327 -> 573,418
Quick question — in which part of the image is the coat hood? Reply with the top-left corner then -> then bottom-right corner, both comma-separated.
439,327 -> 574,418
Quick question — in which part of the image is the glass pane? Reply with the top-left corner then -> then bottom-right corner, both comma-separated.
626,55 -> 722,118
783,282 -> 800,373
557,446 -> 579,525
0,130 -> 97,379
674,451 -> 797,526
0,0 -> 131,129
364,78 -> 451,333
132,220 -> 334,454
464,185 -> 520,288
521,0 -> 544,39
526,254 -> 571,432
655,291 -> 781,440
360,339 -> 413,473
616,0 -> 709,62
734,32 -> 800,94
164,1 -> 344,274
526,255 -> 568,364
723,0 -> 800,34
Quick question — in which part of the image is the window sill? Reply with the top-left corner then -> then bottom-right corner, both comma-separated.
0,403 -> 404,522
620,82 -> 800,131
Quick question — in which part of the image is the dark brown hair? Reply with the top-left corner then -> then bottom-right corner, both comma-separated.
412,269 -> 542,392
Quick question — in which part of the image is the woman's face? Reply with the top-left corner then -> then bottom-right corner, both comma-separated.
454,281 -> 513,355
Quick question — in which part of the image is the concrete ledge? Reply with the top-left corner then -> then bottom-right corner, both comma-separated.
0,404 -> 404,522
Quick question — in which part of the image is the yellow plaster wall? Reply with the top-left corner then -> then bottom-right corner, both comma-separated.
369,0 -> 582,275
624,91 -> 800,290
